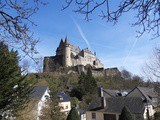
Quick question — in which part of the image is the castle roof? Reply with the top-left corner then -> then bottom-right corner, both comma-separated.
59,39 -> 64,46
65,36 -> 69,44
70,44 -> 81,53
82,48 -> 94,55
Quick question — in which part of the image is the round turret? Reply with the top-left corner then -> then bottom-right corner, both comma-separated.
63,36 -> 72,67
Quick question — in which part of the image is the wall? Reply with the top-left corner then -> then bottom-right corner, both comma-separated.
86,111 -> 119,120
63,44 -> 71,67
143,105 -> 156,119
59,101 -> 71,114
37,89 -> 50,120
80,114 -> 86,120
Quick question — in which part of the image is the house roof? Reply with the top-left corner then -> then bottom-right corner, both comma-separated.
77,109 -> 86,114
103,89 -> 131,97
103,89 -> 119,97
88,97 -> 145,114
88,98 -> 102,111
126,86 -> 158,107
30,86 -> 48,100
137,87 -> 158,98
58,92 -> 70,102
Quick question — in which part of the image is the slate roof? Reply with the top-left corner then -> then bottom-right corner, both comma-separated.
70,44 -> 81,54
103,89 -> 119,97
77,109 -> 86,115
88,97 -> 102,111
137,87 -> 158,98
127,86 -> 158,107
103,89 -> 131,97
58,92 -> 70,102
30,86 -> 48,100
88,97 -> 145,114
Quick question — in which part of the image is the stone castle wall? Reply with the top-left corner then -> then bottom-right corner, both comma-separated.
43,37 -> 104,72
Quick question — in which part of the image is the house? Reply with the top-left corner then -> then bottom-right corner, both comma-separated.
86,86 -> 158,120
30,86 -> 50,120
29,87 -> 71,119
126,86 -> 158,119
77,109 -> 86,120
87,97 -> 145,120
58,92 -> 71,114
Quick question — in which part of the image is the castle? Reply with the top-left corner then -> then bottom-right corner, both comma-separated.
43,37 -> 104,72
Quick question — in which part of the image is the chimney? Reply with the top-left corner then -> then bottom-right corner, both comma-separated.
98,86 -> 104,97
98,86 -> 106,108
101,97 -> 106,109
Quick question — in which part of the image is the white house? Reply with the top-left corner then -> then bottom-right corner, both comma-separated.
30,86 -> 50,120
77,109 -> 86,120
30,87 -> 72,119
58,92 -> 71,115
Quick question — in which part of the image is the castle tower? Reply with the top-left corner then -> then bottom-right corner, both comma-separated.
56,39 -> 64,55
63,36 -> 72,67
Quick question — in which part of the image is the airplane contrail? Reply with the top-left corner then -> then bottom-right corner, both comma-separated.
72,17 -> 91,50
122,8 -> 153,66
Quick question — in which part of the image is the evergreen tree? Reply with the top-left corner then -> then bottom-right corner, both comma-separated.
154,112 -> 160,120
86,67 -> 92,77
85,68 -> 97,94
0,42 -> 34,116
119,106 -> 134,120
78,69 -> 97,95
66,107 -> 80,120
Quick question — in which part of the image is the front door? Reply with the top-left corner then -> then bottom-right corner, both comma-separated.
104,114 -> 116,120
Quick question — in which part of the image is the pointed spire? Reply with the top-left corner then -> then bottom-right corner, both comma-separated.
61,38 -> 64,42
94,51 -> 96,56
58,38 -> 64,47
65,36 -> 69,44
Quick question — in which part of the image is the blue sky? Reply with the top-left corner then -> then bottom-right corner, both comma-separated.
30,1 -> 159,77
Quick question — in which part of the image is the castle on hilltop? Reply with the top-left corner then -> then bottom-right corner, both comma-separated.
43,37 -> 104,72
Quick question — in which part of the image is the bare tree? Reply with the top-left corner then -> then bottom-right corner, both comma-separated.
0,0 -> 46,59
62,0 -> 160,39
144,47 -> 160,82
21,59 -> 31,74
35,56 -> 44,73
121,69 -> 132,80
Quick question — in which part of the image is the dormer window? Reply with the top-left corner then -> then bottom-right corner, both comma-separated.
45,95 -> 49,100
60,97 -> 63,101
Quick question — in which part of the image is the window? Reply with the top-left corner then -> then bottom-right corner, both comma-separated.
92,113 -> 96,119
66,105 -> 68,109
60,106 -> 64,110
